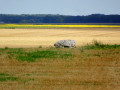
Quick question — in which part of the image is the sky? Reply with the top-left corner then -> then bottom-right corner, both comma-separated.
0,0 -> 120,15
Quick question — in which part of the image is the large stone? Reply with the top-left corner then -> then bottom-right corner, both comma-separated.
54,39 -> 76,48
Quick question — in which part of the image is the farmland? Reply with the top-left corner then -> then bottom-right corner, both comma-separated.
0,26 -> 120,90
0,43 -> 120,90
0,27 -> 120,48
0,24 -> 120,29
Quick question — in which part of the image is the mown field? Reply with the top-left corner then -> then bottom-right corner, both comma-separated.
0,42 -> 120,90
0,25 -> 120,90
0,27 -> 120,48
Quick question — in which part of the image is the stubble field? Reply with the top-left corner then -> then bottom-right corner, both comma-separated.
0,28 -> 120,48
0,27 -> 120,90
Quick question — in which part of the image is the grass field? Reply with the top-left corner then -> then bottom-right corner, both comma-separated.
0,42 -> 120,90
0,26 -> 120,89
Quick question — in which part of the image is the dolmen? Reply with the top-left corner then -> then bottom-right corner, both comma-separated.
54,39 -> 76,48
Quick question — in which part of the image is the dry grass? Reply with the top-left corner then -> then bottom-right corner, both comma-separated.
0,28 -> 120,90
0,47 -> 120,90
0,28 -> 120,48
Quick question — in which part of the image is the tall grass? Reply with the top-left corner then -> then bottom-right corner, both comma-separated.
80,40 -> 120,51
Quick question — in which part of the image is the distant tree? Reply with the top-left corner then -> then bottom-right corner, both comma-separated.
0,14 -> 120,23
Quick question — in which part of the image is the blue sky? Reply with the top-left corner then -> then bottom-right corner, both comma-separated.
0,0 -> 120,15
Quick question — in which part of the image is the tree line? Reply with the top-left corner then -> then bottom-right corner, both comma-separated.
0,14 -> 120,23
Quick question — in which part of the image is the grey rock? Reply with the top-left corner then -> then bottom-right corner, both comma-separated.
54,39 -> 76,48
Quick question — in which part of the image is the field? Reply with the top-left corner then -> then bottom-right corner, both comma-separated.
0,27 -> 120,48
0,43 -> 120,90
0,27 -> 120,90
0,24 -> 120,29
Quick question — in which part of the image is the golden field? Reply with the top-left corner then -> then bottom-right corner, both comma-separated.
0,27 -> 120,90
0,28 -> 120,48
0,24 -> 120,29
